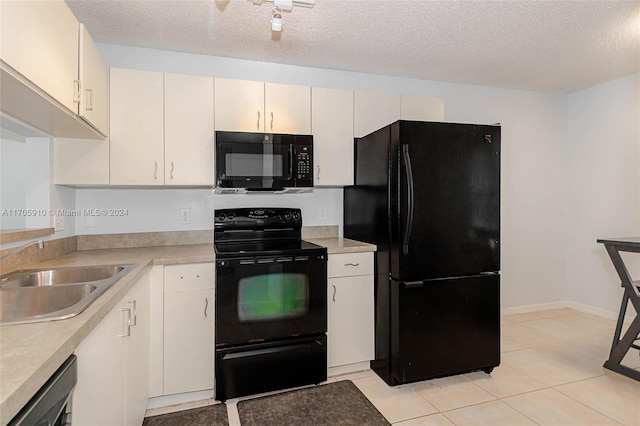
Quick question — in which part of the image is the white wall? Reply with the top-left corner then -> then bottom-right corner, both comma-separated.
0,128 -> 26,229
75,188 -> 343,234
73,44 -> 569,310
566,73 -> 640,314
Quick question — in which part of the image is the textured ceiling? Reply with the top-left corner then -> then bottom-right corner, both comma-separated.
66,0 -> 640,93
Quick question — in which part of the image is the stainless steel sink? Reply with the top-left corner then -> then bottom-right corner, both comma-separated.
0,265 -> 126,289
0,264 -> 136,325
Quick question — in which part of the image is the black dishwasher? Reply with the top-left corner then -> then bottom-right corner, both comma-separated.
9,355 -> 77,426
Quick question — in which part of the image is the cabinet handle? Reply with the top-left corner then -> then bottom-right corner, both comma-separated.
316,165 -> 320,180
270,112 -> 274,131
73,80 -> 81,105
154,162 -> 158,181
128,299 -> 137,326
257,111 -> 261,130
118,308 -> 132,337
332,285 -> 336,302
85,88 -> 93,111
204,297 -> 209,318
344,263 -> 360,267
170,162 -> 175,180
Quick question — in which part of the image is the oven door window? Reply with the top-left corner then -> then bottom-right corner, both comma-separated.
216,257 -> 326,346
238,273 -> 308,321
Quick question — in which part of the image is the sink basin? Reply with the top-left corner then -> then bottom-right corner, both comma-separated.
0,264 -> 136,325
0,265 -> 126,289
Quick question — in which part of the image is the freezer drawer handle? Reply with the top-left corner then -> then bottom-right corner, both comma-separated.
402,145 -> 414,255
404,280 -> 424,288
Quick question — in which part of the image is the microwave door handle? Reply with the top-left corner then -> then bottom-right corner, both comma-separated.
289,145 -> 294,180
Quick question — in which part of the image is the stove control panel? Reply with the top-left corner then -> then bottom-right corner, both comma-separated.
215,208 -> 302,227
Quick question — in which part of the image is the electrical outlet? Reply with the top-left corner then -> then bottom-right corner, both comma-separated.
54,214 -> 64,232
86,215 -> 98,228
319,207 -> 327,221
180,208 -> 191,225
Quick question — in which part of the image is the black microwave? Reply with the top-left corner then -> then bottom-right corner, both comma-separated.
215,131 -> 313,190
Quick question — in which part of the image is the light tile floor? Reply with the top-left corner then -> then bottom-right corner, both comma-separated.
336,308 -> 640,425
153,308 -> 640,425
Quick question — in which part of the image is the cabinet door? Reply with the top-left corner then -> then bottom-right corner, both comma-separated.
401,95 -> 444,122
0,1 -> 20,69
18,0 -> 78,112
125,272 -> 150,426
311,87 -> 354,186
73,297 -> 126,425
214,78 -> 264,132
79,24 -> 109,136
165,73 -> 215,185
265,83 -> 311,134
327,275 -> 375,368
354,91 -> 401,138
110,68 -> 164,185
164,288 -> 215,395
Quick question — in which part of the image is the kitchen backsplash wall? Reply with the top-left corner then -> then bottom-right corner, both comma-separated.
74,188 -> 343,235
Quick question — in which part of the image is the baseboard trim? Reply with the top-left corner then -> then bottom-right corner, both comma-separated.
146,389 -> 214,413
502,300 -> 635,322
328,361 -> 371,378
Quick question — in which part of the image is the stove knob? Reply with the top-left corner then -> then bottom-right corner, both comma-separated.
283,211 -> 292,220
216,213 -> 226,222
292,212 -> 300,220
228,212 -> 236,220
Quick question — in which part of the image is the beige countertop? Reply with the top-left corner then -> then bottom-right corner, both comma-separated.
0,244 -> 214,425
306,237 -> 377,254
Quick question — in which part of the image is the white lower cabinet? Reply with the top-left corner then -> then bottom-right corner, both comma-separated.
73,270 -> 150,426
327,252 -> 375,371
148,263 -> 215,400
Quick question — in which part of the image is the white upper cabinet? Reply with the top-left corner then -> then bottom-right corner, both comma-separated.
78,24 -> 109,136
214,79 -> 311,134
401,95 -> 445,122
0,1 -> 20,70
214,78 -> 265,132
164,73 -> 215,186
110,68 -> 164,185
17,0 -> 79,112
311,87 -> 354,186
354,91 -> 401,138
265,83 -> 311,134
54,137 -> 110,185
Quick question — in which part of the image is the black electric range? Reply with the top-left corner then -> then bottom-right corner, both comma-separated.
213,208 -> 328,401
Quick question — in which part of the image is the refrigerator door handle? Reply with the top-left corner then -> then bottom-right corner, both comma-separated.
404,280 -> 424,288
402,144 -> 414,255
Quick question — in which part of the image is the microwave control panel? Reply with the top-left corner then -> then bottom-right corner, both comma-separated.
294,145 -> 312,183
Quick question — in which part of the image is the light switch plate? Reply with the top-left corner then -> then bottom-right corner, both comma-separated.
180,208 -> 191,225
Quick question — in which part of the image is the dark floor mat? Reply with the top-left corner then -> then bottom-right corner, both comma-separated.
143,403 -> 228,426
237,380 -> 390,426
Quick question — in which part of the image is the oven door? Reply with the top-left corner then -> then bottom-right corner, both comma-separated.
216,133 -> 293,189
215,252 -> 327,347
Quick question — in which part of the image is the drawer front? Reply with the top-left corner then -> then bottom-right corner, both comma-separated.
164,263 -> 214,292
328,252 -> 373,278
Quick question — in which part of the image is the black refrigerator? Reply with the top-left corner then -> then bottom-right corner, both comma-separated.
344,120 -> 501,386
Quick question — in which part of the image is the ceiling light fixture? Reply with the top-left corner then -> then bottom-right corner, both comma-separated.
251,0 -> 315,32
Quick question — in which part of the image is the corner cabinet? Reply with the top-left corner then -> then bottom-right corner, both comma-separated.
311,87 -> 354,186
214,78 -> 311,134
327,252 -> 375,373
163,263 -> 215,395
72,270 -> 150,426
109,68 -> 165,185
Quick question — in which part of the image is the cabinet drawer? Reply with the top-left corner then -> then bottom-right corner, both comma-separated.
328,252 -> 373,278
164,263 -> 214,292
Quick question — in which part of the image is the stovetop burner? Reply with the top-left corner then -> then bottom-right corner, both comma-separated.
214,208 -> 322,259
214,239 -> 324,258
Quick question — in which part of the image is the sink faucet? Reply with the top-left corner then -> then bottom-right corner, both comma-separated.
0,239 -> 45,261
